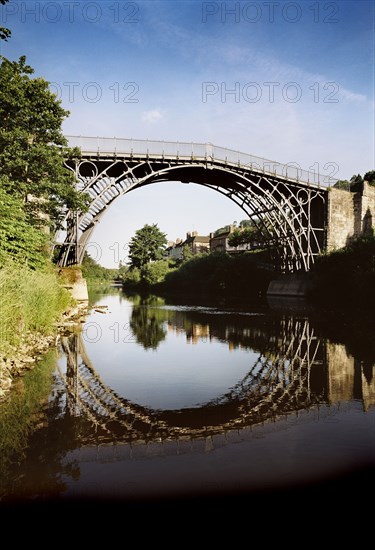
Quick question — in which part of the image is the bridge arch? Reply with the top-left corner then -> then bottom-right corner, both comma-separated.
56,137 -> 333,271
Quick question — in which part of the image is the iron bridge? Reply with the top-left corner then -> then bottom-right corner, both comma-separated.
56,136 -> 337,271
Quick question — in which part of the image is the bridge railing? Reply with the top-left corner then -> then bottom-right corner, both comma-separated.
66,135 -> 337,187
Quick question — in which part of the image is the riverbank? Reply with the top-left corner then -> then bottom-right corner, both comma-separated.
122,251 -> 275,300
0,266 -> 89,401
0,301 -> 89,401
121,235 -> 375,306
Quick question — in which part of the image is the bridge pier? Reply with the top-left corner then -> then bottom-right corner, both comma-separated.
326,182 -> 375,251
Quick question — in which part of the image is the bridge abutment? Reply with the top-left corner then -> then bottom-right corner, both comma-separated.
326,182 -> 375,251
59,267 -> 89,302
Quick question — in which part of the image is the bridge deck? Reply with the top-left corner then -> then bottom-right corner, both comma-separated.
66,135 -> 336,188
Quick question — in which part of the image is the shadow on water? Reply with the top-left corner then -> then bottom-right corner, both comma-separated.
1,290 -> 374,506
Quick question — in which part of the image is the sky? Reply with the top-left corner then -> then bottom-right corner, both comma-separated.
1,0 -> 374,267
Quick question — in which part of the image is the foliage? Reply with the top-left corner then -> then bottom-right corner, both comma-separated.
229,227 -> 255,248
228,221 -> 269,249
118,261 -> 129,280
0,55 -> 87,231
333,170 -> 375,191
128,223 -> 167,270
81,252 -> 118,281
364,170 -> 375,186
239,219 -> 253,228
120,266 -> 141,286
333,179 -> 350,191
161,251 -> 273,297
349,173 -> 363,191
0,264 -> 72,352
0,0 -> 11,41
141,259 -> 172,285
0,178 -> 50,269
182,244 -> 193,262
310,234 -> 375,307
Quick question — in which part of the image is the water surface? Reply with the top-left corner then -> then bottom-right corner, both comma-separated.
1,290 -> 374,503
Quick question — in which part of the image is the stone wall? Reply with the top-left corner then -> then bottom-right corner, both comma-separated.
326,182 -> 375,252
326,188 -> 355,251
361,181 -> 375,234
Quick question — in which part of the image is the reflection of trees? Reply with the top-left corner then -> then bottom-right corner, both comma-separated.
127,293 -> 322,356
129,295 -> 167,349
87,284 -> 122,305
0,350 -> 81,501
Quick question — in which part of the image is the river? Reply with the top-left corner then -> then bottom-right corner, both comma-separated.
1,288 -> 374,506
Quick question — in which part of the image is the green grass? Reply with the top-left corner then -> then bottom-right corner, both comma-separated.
0,264 -> 72,353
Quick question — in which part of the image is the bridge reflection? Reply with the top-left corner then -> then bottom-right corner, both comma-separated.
55,305 -> 375,448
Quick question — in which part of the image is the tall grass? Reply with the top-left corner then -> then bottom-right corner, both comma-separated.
0,264 -> 71,352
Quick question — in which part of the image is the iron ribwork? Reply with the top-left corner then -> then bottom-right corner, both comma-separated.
56,136 -> 335,271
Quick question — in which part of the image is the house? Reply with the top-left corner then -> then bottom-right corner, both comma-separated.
165,231 -> 210,261
165,238 -> 184,260
184,231 -> 210,254
210,224 -> 252,254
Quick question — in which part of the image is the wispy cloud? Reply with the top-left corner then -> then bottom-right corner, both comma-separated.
141,109 -> 164,123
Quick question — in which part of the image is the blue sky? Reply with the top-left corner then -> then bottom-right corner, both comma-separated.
1,0 -> 374,267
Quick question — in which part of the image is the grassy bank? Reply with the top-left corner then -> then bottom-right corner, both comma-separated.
0,264 -> 72,355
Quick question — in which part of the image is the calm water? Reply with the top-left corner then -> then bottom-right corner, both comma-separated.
1,289 -> 374,503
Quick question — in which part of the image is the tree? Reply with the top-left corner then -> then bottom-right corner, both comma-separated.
0,55 -> 87,232
334,171 -> 375,191
128,224 -> 167,270
0,0 -> 11,42
182,244 -> 193,262
142,259 -> 171,284
349,173 -> 363,191
364,170 -> 375,186
0,177 -> 49,269
228,225 -> 265,248
81,252 -> 118,281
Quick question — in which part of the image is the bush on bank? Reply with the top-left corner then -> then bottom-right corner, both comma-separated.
155,251 -> 273,298
309,234 -> 375,307
0,264 -> 71,354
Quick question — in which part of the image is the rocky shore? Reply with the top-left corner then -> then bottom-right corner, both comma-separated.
0,302 -> 89,401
